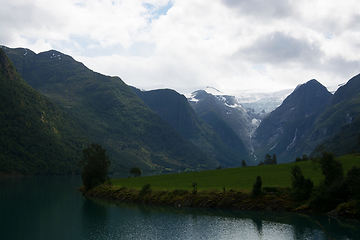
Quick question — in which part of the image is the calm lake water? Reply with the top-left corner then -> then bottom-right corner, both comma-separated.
1,175 -> 359,240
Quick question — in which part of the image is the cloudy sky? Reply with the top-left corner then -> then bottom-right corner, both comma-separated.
1,0 -> 360,94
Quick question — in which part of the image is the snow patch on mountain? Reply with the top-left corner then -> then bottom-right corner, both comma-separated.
236,89 -> 293,114
205,86 -> 222,95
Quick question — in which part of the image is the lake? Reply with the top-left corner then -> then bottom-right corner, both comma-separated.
0,175 -> 359,240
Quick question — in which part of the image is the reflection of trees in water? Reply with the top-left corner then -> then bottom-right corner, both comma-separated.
138,204 -> 153,217
252,217 -> 263,235
81,197 -> 109,239
83,198 -> 360,239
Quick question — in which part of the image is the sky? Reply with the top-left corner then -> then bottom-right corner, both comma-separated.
1,0 -> 360,95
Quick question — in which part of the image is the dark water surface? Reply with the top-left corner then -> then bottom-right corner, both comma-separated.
1,176 -> 359,240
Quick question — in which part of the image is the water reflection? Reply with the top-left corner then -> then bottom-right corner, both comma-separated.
1,176 -> 359,240
84,196 -> 360,240
81,197 -> 109,239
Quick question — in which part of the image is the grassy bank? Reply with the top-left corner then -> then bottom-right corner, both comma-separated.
80,154 -> 360,218
79,184 -> 296,212
110,154 -> 360,191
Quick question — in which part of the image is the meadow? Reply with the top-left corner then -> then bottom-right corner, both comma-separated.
111,154 -> 360,191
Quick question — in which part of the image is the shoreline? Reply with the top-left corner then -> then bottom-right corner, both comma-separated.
78,184 -> 360,219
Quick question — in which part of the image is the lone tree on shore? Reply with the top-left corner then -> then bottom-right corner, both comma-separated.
79,143 -> 111,190
130,167 -> 142,177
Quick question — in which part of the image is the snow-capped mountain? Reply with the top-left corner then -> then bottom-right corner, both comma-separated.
188,88 -> 262,161
187,87 -> 292,115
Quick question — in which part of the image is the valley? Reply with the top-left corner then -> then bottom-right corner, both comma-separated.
1,45 -> 360,175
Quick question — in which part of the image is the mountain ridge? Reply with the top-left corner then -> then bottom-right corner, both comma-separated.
3,46 -> 218,173
252,79 -> 333,162
3,45 -> 359,172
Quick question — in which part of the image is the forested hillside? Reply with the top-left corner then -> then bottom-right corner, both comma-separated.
0,48 -> 90,175
3,46 -> 217,173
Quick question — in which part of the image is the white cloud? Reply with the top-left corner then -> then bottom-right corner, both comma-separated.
1,0 -> 359,94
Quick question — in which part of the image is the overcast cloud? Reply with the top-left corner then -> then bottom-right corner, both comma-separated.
1,0 -> 359,94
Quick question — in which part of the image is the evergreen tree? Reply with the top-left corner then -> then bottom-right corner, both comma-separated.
241,160 -> 247,167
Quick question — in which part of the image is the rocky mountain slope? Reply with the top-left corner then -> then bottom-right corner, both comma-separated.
188,75 -> 360,164
252,79 -> 333,162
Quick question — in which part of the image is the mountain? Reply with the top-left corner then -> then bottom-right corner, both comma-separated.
131,87 -> 252,166
309,74 -> 360,156
3,46 -> 217,173
330,74 -> 360,106
188,90 -> 255,162
252,79 -> 333,163
0,48 -> 91,175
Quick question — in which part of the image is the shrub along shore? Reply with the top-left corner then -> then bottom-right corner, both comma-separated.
79,154 -> 360,219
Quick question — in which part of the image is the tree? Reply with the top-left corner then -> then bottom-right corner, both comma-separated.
295,154 -> 309,162
257,161 -> 264,166
241,160 -> 247,167
263,154 -> 277,165
251,175 -> 263,197
319,151 -> 344,186
272,154 -> 277,164
302,154 -> 309,161
291,165 -> 313,201
79,143 -> 111,190
130,167 -> 142,177
264,154 -> 272,165
344,165 -> 360,200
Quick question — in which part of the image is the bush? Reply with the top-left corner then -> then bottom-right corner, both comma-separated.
139,184 -> 152,196
309,186 -> 337,213
309,164 -> 360,212
251,176 -> 263,197
172,189 -> 189,196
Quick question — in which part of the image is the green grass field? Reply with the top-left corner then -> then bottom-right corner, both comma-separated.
111,154 -> 360,191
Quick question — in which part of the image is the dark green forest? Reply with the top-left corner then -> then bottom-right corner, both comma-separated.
0,48 -> 90,175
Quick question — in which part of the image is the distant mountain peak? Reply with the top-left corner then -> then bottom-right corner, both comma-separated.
293,79 -> 321,92
205,86 -> 222,94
